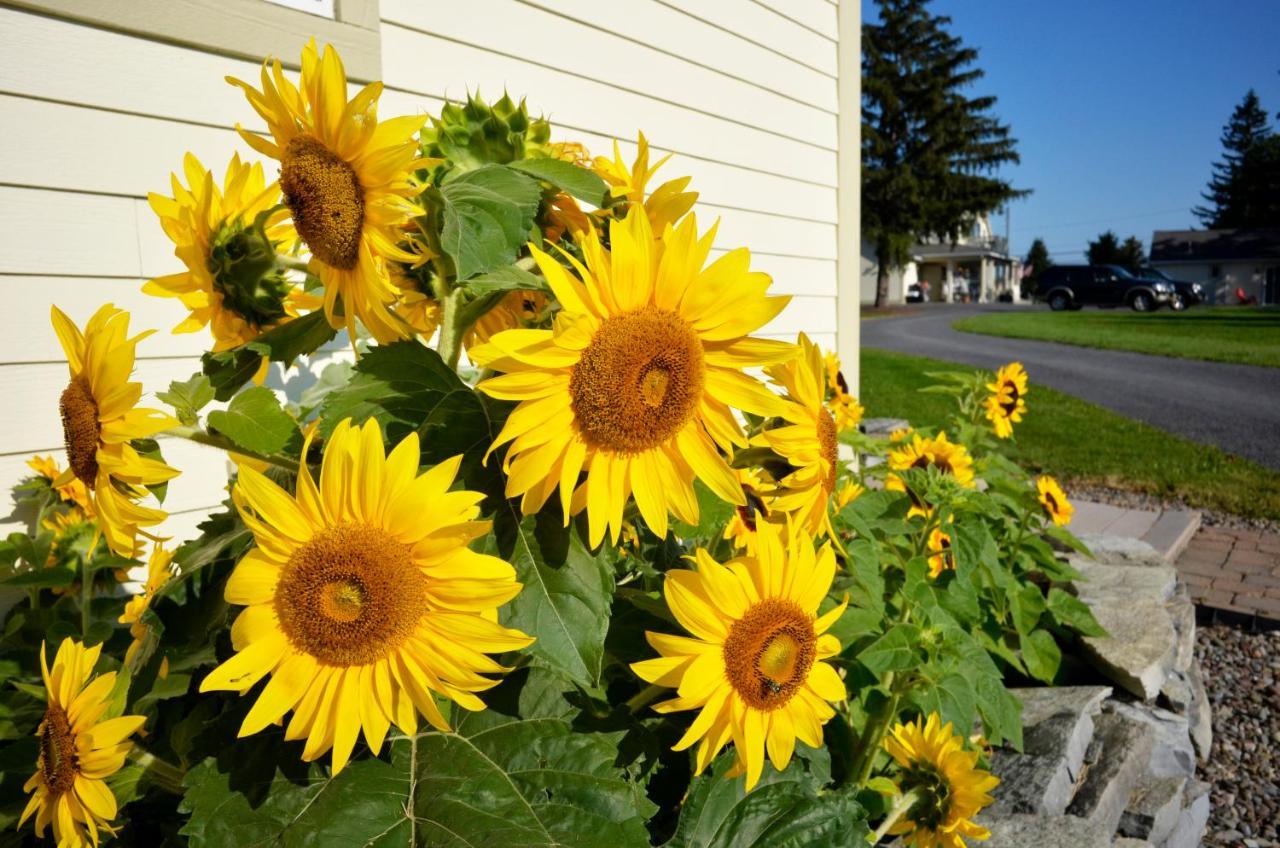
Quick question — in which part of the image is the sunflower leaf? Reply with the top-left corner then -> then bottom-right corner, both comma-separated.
456,264 -> 549,299
201,311 -> 337,401
206,387 -> 300,457
510,157 -> 609,205
438,164 -> 541,280
157,374 -> 215,426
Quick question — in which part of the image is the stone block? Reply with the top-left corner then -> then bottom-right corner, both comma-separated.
1117,774 -> 1185,844
1162,780 -> 1210,848
861,417 -> 909,437
987,687 -> 1111,817
1066,711 -> 1156,836
1070,559 -> 1178,605
1159,667 -> 1212,760
1079,599 -> 1176,701
1074,534 -> 1169,569
1165,595 -> 1196,674
1107,702 -> 1195,779
1112,840 -> 1153,848
979,813 -> 1114,848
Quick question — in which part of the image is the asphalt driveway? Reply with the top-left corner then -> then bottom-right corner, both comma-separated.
861,305 -> 1280,470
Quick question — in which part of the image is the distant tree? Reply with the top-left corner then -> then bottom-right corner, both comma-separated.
1086,230 -> 1123,265
862,0 -> 1025,307
1193,89 -> 1273,227
1022,237 -> 1051,296
1227,135 -> 1280,227
1119,236 -> 1146,270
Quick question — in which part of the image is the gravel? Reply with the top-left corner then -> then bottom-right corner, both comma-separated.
1067,483 -> 1280,535
1197,624 -> 1280,847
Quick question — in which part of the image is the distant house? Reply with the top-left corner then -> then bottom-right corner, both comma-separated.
1149,229 -> 1280,305
861,215 -> 1022,304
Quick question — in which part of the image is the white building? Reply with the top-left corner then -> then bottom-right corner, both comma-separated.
0,0 -> 863,539
1150,228 -> 1280,305
861,214 -> 1021,304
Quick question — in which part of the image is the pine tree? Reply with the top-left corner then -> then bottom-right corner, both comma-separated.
1119,236 -> 1146,271
1086,231 -> 1122,265
1193,89 -> 1273,227
862,0 -> 1024,307
1022,238 -> 1051,297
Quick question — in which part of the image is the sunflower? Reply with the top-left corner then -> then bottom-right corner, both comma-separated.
544,140 -> 595,243
146,153 -> 317,381
228,40 -> 425,344
630,520 -> 847,790
473,207 -> 793,547
885,432 -> 975,518
593,132 -> 697,233
1036,475 -> 1073,527
469,290 -> 549,348
984,362 -> 1028,439
757,333 -> 841,539
927,528 -> 955,579
119,545 -> 175,674
28,455 -> 94,514
722,468 -> 770,554
50,305 -> 180,558
199,419 -> 532,773
19,640 -> 146,848
884,713 -> 999,848
822,350 -> 864,432
835,481 -> 863,511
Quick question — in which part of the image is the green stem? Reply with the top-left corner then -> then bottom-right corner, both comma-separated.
870,787 -> 924,844
165,426 -> 300,474
435,287 -> 468,370
79,534 -> 100,639
275,253 -> 311,273
625,684 -> 666,714
848,682 -> 901,789
130,750 -> 186,795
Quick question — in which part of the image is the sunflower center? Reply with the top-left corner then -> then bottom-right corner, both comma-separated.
280,136 -> 364,270
904,763 -> 953,831
569,307 -> 705,453
911,455 -> 952,476
274,524 -> 429,666
59,376 -> 100,487
38,703 -> 78,795
1043,491 -> 1059,513
722,598 -> 816,711
819,408 -> 838,493
999,384 -> 1021,416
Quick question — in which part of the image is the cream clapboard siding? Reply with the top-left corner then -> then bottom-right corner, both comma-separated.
0,0 -> 855,543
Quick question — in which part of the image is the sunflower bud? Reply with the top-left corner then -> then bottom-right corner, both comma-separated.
207,217 -> 293,328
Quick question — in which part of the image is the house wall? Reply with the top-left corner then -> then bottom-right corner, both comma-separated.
0,0 -> 858,543
1151,260 -> 1278,305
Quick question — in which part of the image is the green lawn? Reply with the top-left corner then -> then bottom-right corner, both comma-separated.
952,306 -> 1280,368
859,348 -> 1280,520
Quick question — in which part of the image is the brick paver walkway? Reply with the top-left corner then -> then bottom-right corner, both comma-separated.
1175,526 -> 1280,619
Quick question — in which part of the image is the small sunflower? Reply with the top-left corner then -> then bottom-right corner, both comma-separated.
119,545 -> 175,673
28,455 -> 94,515
469,290 -> 549,348
884,713 -> 999,848
50,305 -> 180,558
146,153 -> 317,381
473,207 -> 793,547
593,132 -> 697,233
885,432 -> 975,518
835,481 -> 864,511
757,333 -> 841,540
927,528 -> 955,579
199,419 -> 532,773
544,140 -> 595,243
722,468 -> 770,554
630,520 -> 848,790
228,40 -> 426,343
822,350 -> 864,432
1036,475 -> 1073,527
19,640 -> 146,848
984,362 -> 1028,439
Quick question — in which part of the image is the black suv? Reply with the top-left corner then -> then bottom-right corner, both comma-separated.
1134,267 -> 1203,311
1036,265 -> 1174,312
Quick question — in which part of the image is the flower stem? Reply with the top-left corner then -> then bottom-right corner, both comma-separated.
625,684 -> 666,714
275,253 -> 311,273
870,787 -> 923,844
130,750 -> 186,795
165,426 -> 300,474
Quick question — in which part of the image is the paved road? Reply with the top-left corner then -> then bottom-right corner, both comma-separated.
861,305 -> 1280,470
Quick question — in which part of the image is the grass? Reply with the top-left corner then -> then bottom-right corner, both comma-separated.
952,306 -> 1280,368
860,347 -> 1280,520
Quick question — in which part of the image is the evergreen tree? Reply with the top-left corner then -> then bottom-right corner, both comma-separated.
1022,237 -> 1051,297
862,0 -> 1024,307
1086,230 -> 1122,265
1227,135 -> 1280,227
1193,89 -> 1273,227
1119,236 -> 1146,270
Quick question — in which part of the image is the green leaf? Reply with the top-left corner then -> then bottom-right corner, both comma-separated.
438,164 -> 541,280
201,311 -> 337,401
668,752 -> 868,848
855,624 -> 921,675
1009,583 -> 1047,636
1044,525 -> 1092,556
975,674 -> 1023,749
510,157 -> 609,205
1,565 -> 75,588
1046,588 -> 1107,637
456,264 -> 549,299
1021,628 -> 1062,683
206,387 -> 300,456
181,717 -> 655,848
491,509 -> 613,689
908,668 -> 976,732
157,374 -> 214,425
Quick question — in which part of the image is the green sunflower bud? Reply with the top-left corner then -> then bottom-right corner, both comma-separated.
421,91 -> 553,181
207,217 -> 293,328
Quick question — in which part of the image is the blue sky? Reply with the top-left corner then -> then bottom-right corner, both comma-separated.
918,0 -> 1280,261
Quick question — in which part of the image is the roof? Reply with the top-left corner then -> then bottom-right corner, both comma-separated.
1150,229 -> 1280,262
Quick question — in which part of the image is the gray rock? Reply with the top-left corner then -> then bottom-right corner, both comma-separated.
1066,711 -> 1156,835
1070,558 -> 1178,605
1166,595 -> 1196,674
1107,701 -> 1195,778
979,813 -> 1114,848
861,417 -> 910,437
987,687 -> 1111,817
1112,840 -> 1154,848
1160,667 -> 1212,761
1073,534 -> 1169,568
1117,774 -> 1185,844
1163,780 -> 1211,848
1080,599 -> 1177,700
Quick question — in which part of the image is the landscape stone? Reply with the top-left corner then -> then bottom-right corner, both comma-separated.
1073,534 -> 1169,568
987,687 -> 1111,817
979,813 -> 1114,848
1079,598 -> 1176,700
1107,701 -> 1195,778
1117,774 -> 1186,844
1162,780 -> 1211,848
1112,840 -> 1154,848
1166,594 -> 1196,673
860,417 -> 910,437
1066,711 -> 1156,835
1070,558 -> 1178,605
1160,667 -> 1212,760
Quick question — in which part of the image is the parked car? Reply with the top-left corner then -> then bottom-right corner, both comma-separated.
1036,264 -> 1174,312
905,282 -> 925,303
1134,267 -> 1203,310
